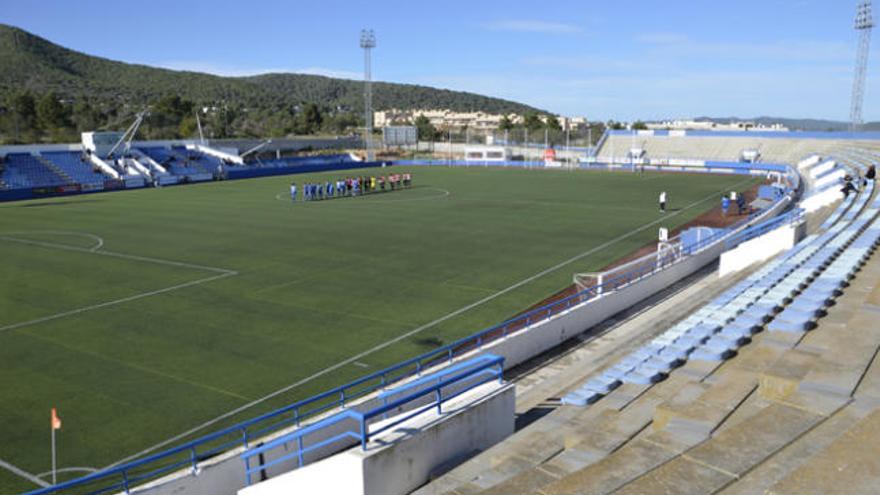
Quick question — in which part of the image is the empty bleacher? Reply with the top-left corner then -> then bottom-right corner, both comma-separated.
0,152 -> 69,188
598,134 -> 861,165
138,147 -> 192,175
40,151 -> 107,186
416,147 -> 880,495
137,146 -> 222,177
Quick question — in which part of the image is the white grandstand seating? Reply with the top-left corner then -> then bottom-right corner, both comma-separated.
598,134 -> 870,165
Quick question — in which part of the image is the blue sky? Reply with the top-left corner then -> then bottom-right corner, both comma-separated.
1,0 -> 876,121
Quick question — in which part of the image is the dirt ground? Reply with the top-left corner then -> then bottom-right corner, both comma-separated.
516,182 -> 766,315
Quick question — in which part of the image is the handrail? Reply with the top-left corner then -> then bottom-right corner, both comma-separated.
724,208 -> 804,248
239,354 -> 504,486
24,166 -> 796,495
378,354 -> 499,402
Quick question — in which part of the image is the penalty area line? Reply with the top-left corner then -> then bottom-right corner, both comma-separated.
105,176 -> 754,468
0,272 -> 237,335
0,235 -> 236,275
0,235 -> 239,334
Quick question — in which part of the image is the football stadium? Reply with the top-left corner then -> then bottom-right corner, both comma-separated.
2,2 -> 880,495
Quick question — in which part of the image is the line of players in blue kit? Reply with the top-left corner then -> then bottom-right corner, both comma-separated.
289,173 -> 412,202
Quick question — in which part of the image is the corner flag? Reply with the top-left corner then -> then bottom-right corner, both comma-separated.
51,408 -> 62,430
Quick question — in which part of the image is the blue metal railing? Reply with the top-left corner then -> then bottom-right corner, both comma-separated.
24,173 -> 794,495
592,128 -> 610,157
240,354 -> 504,486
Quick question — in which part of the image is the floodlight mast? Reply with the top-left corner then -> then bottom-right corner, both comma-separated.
850,0 -> 874,131
361,29 -> 376,161
106,109 -> 148,159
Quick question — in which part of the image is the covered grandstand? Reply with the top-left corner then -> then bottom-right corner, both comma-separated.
0,135 -> 372,201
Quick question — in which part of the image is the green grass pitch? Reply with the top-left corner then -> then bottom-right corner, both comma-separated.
0,166 -> 757,491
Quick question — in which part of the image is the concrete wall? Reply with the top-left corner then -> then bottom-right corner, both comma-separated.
809,160 -> 837,179
471,241 -> 726,369
718,222 -> 804,277
238,383 -> 515,495
802,187 -> 844,213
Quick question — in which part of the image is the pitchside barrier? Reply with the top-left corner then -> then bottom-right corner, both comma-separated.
395,158 -> 793,178
24,161 -> 799,495
574,207 -> 802,300
581,160 -> 790,175
240,354 -> 504,487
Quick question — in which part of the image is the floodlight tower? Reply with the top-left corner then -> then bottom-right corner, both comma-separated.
360,29 -> 377,161
850,0 -> 874,131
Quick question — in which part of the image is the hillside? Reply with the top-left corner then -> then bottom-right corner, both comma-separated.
0,24 -> 545,142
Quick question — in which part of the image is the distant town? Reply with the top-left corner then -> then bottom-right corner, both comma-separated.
374,109 -> 789,133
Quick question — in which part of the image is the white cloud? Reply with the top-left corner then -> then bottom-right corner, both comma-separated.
155,61 -> 360,79
483,19 -> 582,34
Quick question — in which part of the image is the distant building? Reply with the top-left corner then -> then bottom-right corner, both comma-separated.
374,109 -> 589,132
645,120 -> 789,132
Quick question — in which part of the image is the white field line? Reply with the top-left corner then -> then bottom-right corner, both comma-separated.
1,230 -> 104,251
105,176 -> 754,468
0,236 -> 236,275
0,272 -> 236,334
0,235 -> 238,334
36,467 -> 98,478
0,457 -> 50,488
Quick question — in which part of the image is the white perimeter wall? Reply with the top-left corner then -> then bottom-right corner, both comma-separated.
802,188 -> 844,213
238,383 -> 515,495
718,222 -> 805,277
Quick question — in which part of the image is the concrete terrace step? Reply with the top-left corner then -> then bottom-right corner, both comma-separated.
718,399 -> 877,495
413,407 -> 584,495
469,375 -> 698,495
468,376 -> 694,495
536,430 -> 699,495
797,317 -> 880,399
758,348 -> 823,401
767,407 -> 880,495
613,398 -> 844,495
652,371 -> 757,440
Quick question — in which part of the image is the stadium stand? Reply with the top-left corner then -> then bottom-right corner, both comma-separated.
412,148 -> 880,495
137,146 -> 206,177
598,132 -> 864,165
39,151 -> 107,186
1,152 -> 69,188
0,138 -> 371,198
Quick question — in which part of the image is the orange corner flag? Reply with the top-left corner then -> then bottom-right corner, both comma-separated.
51,408 -> 62,430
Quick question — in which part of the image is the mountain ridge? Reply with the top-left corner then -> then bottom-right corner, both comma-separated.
0,24 -> 551,142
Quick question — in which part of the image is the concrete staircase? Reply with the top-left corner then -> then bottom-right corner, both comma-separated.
35,155 -> 72,184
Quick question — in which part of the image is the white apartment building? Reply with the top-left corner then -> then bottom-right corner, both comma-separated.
374,109 -> 589,132
645,120 -> 789,132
